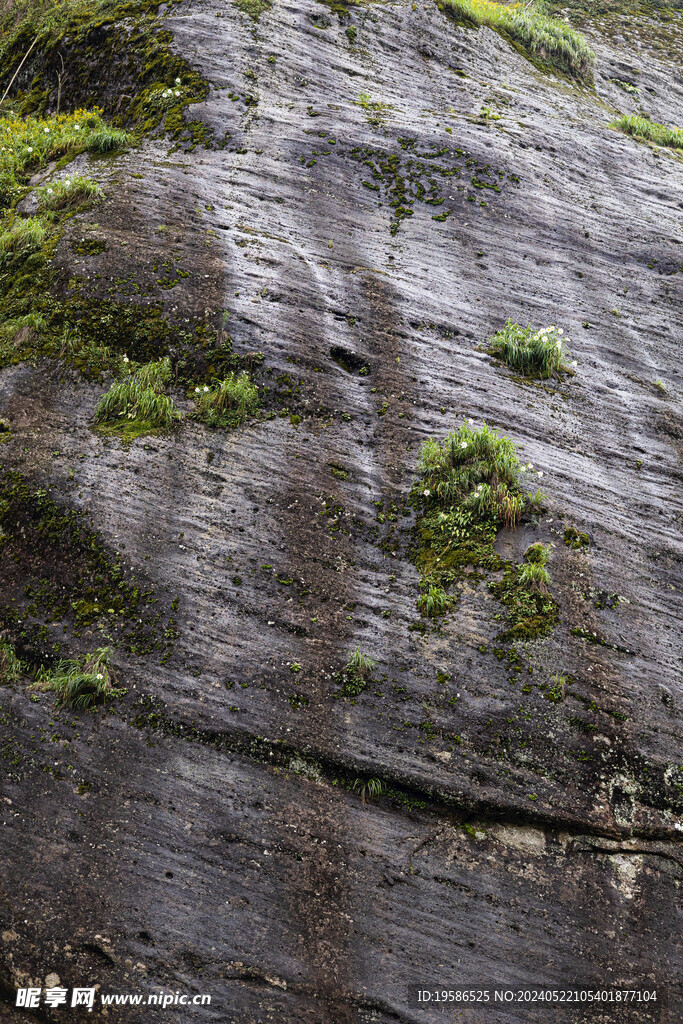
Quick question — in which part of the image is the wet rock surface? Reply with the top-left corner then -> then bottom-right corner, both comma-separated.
0,0 -> 682,1021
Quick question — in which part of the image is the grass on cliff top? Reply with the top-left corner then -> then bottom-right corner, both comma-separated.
440,0 -> 595,79
612,114 -> 683,150
192,371 -> 259,428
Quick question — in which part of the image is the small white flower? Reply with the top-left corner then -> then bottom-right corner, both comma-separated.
460,441 -> 468,449
571,360 -> 578,367
175,77 -> 182,85
558,328 -> 563,335
27,146 -> 33,152
467,418 -> 474,424
174,90 -> 180,97
44,127 -> 50,133
203,385 -> 209,392
537,471 -> 543,478
423,489 -> 430,497
96,673 -> 103,680
195,386 -> 201,393
74,124 -> 80,130
556,341 -> 562,349
47,188 -> 53,194
123,356 -> 129,363
528,463 -> 534,469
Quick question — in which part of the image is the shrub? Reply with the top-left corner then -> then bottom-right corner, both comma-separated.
417,585 -> 453,617
0,640 -> 22,684
39,647 -> 125,710
193,371 -> 259,427
518,542 -> 552,590
612,114 -> 683,150
94,357 -> 180,429
440,0 -> 594,79
418,420 -> 527,525
36,175 -> 104,212
488,320 -> 574,378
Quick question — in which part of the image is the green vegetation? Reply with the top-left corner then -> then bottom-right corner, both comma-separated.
413,421 -> 556,641
337,646 -> 377,699
564,525 -> 589,549
417,584 -> 454,618
352,777 -> 386,803
0,109 -> 131,211
488,542 -> 558,641
440,0 -> 594,80
35,174 -> 104,213
418,420 -> 529,526
37,646 -> 126,709
0,640 -> 23,684
0,215 -> 46,256
192,371 -> 259,428
612,114 -> 683,151
94,357 -> 180,431
487,320 -> 575,379
543,671 -> 568,702
355,91 -> 392,126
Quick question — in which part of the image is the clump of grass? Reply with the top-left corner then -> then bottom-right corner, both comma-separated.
488,320 -> 575,378
418,420 -> 529,526
192,371 -> 259,427
544,671 -> 568,703
94,356 -> 180,430
612,114 -> 683,150
0,215 -> 46,256
37,647 -> 125,710
417,584 -> 453,617
0,640 -> 23,684
338,646 -> 377,699
518,542 -> 553,592
355,91 -> 392,125
36,174 -> 104,212
0,109 -> 132,210
441,0 -> 594,79
352,777 -> 386,803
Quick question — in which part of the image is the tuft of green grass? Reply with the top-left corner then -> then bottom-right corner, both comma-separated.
338,646 -> 377,699
36,174 -> 104,212
544,671 -> 568,703
0,215 -> 46,256
518,542 -> 552,591
192,371 -> 259,428
487,320 -> 574,378
38,646 -> 125,710
94,356 -> 180,430
612,114 -> 683,150
352,777 -> 386,803
418,420 -> 529,526
440,0 -> 594,79
417,584 -> 453,617
0,640 -> 23,684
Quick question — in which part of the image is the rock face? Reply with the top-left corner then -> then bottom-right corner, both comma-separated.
0,0 -> 682,1021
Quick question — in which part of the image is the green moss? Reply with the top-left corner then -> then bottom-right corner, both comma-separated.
0,471 -> 177,663
564,525 -> 589,549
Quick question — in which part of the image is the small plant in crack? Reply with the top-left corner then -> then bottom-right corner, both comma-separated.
417,584 -> 453,618
337,646 -> 377,699
352,777 -> 386,803
35,175 -> 104,214
36,647 -> 126,710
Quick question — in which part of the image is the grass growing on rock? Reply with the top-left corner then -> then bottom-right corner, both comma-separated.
612,114 -> 683,150
487,320 -> 575,379
35,175 -> 104,213
94,356 -> 181,432
192,371 -> 259,428
0,640 -> 23,684
413,421 -> 556,641
439,0 -> 594,80
337,646 -> 377,700
36,646 -> 126,709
